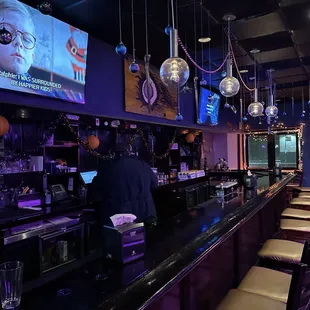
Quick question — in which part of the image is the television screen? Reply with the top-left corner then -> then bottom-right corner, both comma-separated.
197,88 -> 220,126
0,0 -> 88,104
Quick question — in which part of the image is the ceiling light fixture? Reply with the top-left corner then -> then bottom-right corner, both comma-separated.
198,37 -> 211,43
219,14 -> 240,98
239,69 -> 248,73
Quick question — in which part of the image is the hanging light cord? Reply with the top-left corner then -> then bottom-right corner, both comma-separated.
208,12 -> 211,90
302,87 -> 305,111
200,0 -> 203,71
175,0 -> 178,30
167,0 -> 170,26
145,0 -> 149,55
170,0 -> 175,29
254,53 -> 257,91
229,39 -> 255,92
178,37 -> 229,73
193,1 -> 197,76
131,0 -> 136,60
118,0 -> 123,43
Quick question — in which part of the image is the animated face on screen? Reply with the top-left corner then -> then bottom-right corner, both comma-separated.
0,0 -> 35,75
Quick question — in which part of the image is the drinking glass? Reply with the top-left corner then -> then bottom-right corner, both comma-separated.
0,261 -> 24,309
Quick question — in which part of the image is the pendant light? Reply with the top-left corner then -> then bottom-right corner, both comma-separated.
242,81 -> 248,121
160,0 -> 190,88
129,0 -> 139,73
199,1 -> 207,86
115,0 -> 127,56
291,87 -> 295,116
308,81 -> 310,105
247,49 -> 264,117
193,1 -> 199,121
265,70 -> 278,118
144,0 -> 152,109
219,14 -> 240,97
175,90 -> 183,120
301,87 -> 305,118
283,97 -> 287,116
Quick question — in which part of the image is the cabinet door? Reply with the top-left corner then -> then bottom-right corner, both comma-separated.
39,224 -> 84,273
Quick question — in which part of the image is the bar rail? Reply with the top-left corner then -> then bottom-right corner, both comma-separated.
99,173 -> 295,310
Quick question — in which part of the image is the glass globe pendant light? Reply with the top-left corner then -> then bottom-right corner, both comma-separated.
160,0 -> 189,88
248,89 -> 264,117
248,49 -> 264,117
160,28 -> 190,88
265,72 -> 278,118
265,97 -> 278,118
219,55 -> 240,97
219,14 -> 240,97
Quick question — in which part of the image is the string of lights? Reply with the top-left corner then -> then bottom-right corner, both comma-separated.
2,113 -> 180,163
245,123 -> 304,137
128,127 -> 177,160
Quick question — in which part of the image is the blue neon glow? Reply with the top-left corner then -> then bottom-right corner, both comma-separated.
197,88 -> 220,126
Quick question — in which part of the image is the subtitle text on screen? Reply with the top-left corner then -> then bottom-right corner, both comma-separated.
0,70 -> 62,93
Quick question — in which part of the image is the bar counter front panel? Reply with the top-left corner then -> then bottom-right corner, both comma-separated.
19,172 -> 294,310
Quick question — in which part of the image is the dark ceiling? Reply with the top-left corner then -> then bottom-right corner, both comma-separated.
22,0 -> 310,101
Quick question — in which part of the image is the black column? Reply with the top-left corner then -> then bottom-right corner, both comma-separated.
268,134 -> 275,169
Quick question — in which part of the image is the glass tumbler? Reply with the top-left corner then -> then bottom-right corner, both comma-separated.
0,261 -> 24,309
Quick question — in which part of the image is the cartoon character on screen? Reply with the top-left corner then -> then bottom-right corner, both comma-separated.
66,25 -> 87,83
0,0 -> 36,76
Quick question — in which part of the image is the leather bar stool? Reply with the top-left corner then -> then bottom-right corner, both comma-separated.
216,289 -> 286,310
297,192 -> 310,199
281,219 -> 310,241
282,208 -> 310,220
258,239 -> 309,270
295,187 -> 310,192
237,264 -> 307,306
289,198 -> 310,211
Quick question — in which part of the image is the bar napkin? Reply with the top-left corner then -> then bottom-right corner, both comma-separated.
110,214 -> 137,227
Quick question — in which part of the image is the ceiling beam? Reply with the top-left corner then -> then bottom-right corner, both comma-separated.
274,0 -> 310,80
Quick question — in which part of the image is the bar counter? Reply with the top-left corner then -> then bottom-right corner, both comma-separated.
19,172 -> 295,310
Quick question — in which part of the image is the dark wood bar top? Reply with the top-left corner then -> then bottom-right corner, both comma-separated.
20,173 -> 295,310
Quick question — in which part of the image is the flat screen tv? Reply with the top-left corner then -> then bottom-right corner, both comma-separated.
197,87 -> 220,126
0,0 -> 88,104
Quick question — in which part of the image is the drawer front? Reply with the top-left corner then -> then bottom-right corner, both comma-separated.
122,241 -> 145,263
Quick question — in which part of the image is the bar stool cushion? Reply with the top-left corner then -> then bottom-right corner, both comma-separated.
216,289 -> 286,310
290,198 -> 310,206
281,219 -> 310,232
295,187 -> 310,192
258,239 -> 303,264
238,266 -> 291,303
282,208 -> 310,219
298,192 -> 310,198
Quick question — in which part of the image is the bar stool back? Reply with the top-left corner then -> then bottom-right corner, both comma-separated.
238,264 -> 307,310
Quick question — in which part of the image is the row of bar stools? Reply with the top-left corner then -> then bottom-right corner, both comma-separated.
216,263 -> 307,310
217,187 -> 310,310
280,188 -> 310,240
